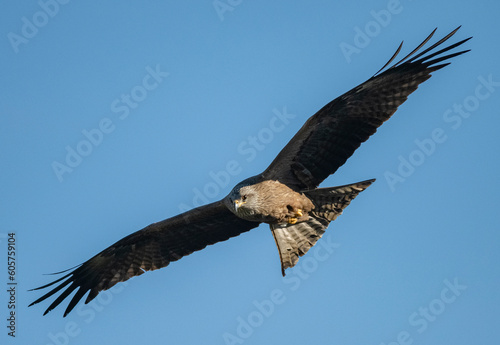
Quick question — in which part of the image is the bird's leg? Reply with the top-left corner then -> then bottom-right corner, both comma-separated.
287,208 -> 303,224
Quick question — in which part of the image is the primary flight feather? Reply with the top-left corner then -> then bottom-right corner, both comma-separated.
30,27 -> 471,317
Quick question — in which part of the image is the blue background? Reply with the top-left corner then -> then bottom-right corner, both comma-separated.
1,1 -> 499,344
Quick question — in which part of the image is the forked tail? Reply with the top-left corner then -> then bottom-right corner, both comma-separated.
270,179 -> 375,275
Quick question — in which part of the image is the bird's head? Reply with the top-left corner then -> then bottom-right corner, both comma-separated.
225,179 -> 260,217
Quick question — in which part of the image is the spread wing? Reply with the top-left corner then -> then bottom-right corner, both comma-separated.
29,201 -> 259,317
262,27 -> 471,190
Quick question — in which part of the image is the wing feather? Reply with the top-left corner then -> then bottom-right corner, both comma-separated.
262,27 -> 471,190
30,201 -> 258,316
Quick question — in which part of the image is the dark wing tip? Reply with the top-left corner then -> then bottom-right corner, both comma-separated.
29,277 -> 76,315
374,26 -> 470,77
29,264 -> 90,316
63,287 -> 88,317
372,40 -> 404,77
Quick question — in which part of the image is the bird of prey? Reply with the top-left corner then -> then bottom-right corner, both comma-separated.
30,27 -> 470,317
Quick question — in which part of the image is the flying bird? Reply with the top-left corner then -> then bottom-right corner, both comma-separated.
30,27 -> 471,317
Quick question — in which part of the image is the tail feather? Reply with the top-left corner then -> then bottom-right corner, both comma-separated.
270,179 -> 375,275
305,179 -> 376,221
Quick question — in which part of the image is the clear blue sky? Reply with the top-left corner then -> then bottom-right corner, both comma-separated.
1,1 -> 499,344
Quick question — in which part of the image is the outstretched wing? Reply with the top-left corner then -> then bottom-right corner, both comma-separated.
262,27 -> 471,190
30,201 -> 259,317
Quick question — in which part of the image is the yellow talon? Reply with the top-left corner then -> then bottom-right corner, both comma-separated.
296,209 -> 303,217
288,217 -> 298,224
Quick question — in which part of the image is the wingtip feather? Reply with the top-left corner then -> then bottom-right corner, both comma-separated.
373,26 -> 470,77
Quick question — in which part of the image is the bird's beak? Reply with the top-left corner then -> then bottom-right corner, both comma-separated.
234,199 -> 245,211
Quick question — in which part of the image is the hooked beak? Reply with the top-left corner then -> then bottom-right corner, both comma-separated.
234,199 -> 246,211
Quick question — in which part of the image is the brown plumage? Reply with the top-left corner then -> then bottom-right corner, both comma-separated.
227,180 -> 314,223
30,27 -> 471,317
271,179 -> 375,275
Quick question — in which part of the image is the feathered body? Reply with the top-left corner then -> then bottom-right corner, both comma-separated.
29,27 -> 471,317
225,178 -> 314,223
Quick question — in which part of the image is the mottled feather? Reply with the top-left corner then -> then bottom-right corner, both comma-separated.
30,27 -> 470,317
271,180 -> 374,275
262,27 -> 471,190
29,201 -> 258,316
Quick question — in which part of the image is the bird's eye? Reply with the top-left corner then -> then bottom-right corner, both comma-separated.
242,195 -> 247,202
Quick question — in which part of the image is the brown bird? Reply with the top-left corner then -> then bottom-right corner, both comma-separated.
30,27 -> 471,317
